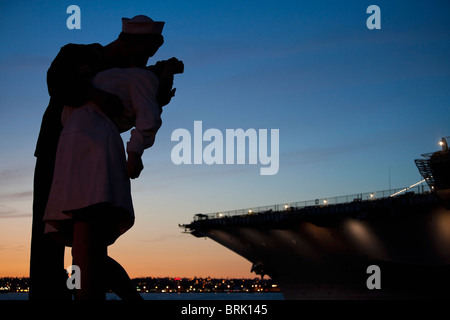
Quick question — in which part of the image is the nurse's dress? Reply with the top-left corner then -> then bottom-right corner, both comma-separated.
43,67 -> 162,246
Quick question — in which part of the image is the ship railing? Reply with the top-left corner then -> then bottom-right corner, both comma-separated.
194,184 -> 431,221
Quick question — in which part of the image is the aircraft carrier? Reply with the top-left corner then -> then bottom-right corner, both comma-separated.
181,137 -> 450,299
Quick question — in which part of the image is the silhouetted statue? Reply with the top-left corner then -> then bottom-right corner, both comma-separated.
31,14 -> 182,300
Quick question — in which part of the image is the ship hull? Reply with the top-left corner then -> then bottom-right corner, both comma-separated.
186,193 -> 450,299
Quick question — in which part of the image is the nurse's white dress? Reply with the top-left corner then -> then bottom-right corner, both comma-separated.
44,67 -> 162,246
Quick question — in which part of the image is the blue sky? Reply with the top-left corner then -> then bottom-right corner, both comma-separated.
0,0 -> 449,277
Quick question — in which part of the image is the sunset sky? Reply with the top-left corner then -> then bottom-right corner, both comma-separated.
0,0 -> 449,279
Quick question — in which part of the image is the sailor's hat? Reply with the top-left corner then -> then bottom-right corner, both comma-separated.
122,15 -> 164,35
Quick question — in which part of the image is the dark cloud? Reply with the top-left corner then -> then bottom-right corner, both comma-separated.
0,241 -> 27,251
0,213 -> 31,219
0,204 -> 31,219
141,234 -> 185,243
0,54 -> 51,71
0,190 -> 32,219
0,168 -> 32,184
0,191 -> 32,201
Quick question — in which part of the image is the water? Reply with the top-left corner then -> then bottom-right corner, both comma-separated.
0,292 -> 285,300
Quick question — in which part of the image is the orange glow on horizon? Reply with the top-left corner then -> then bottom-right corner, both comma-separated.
0,217 -> 254,279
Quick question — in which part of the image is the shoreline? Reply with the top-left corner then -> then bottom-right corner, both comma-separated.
0,292 -> 285,300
